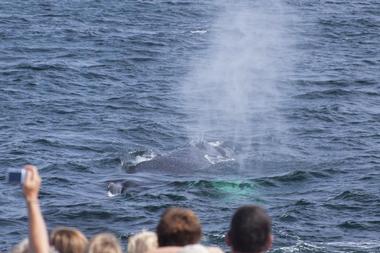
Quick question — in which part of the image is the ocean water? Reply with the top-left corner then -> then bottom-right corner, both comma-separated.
0,0 -> 379,252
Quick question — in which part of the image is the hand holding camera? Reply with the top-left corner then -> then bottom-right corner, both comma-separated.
7,169 -> 26,184
9,165 -> 49,253
22,165 -> 41,203
7,165 -> 41,202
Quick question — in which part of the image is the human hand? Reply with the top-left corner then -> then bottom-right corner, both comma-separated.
23,165 -> 41,203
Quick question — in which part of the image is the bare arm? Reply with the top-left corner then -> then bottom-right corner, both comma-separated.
23,165 -> 49,253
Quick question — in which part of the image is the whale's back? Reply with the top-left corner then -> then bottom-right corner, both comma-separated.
130,146 -> 210,174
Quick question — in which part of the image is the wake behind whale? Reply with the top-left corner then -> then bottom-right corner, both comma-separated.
108,141 -> 237,196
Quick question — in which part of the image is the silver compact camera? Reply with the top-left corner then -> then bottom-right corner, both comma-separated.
7,169 -> 26,184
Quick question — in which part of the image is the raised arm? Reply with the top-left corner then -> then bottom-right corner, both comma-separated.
23,165 -> 49,253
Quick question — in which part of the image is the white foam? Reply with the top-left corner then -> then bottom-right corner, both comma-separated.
204,154 -> 235,165
277,241 -> 325,253
208,140 -> 222,147
126,150 -> 157,166
107,191 -> 119,198
190,30 -> 207,34
134,153 -> 156,164
278,240 -> 380,253
326,241 -> 380,250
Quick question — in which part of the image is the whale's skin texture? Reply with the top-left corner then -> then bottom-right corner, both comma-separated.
127,146 -> 211,174
108,142 -> 234,196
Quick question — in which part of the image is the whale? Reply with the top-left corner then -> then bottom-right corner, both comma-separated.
107,141 -> 236,196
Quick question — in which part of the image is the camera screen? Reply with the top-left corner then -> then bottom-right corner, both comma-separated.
8,172 -> 22,183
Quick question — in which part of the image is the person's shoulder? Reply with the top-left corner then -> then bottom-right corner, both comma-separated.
207,246 -> 224,253
179,244 -> 225,253
147,245 -> 224,253
147,246 -> 182,253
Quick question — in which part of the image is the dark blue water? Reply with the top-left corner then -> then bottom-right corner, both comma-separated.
0,0 -> 379,252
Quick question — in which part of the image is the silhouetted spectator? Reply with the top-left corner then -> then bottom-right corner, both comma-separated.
149,207 -> 223,253
156,208 -> 201,247
226,205 -> 272,253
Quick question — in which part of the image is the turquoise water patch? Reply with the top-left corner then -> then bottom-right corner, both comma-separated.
210,180 -> 255,195
186,179 -> 261,203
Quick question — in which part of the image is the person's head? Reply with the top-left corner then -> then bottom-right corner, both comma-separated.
156,207 -> 202,247
226,205 -> 272,253
128,231 -> 158,253
11,238 -> 29,253
50,227 -> 88,253
86,233 -> 122,253
12,238 -> 59,253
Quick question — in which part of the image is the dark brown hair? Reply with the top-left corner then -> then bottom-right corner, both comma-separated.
156,207 -> 202,247
228,205 -> 271,253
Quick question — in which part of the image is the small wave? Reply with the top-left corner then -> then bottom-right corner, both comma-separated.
32,138 -> 64,148
323,203 -> 363,211
268,171 -> 309,182
143,204 -> 173,213
140,193 -> 187,202
13,62 -> 68,71
128,39 -> 167,47
127,56 -> 156,62
295,88 -> 380,100
325,240 -> 380,251
273,241 -> 325,253
338,220 -> 368,230
275,240 -> 380,253
61,210 -> 114,220
0,218 -> 23,226
163,1 -> 192,6
294,88 -> 352,99
254,178 -> 278,187
47,177 -> 71,184
265,169 -> 334,184
294,199 -> 314,206
332,190 -> 376,202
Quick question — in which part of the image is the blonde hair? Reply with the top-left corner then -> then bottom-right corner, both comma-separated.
11,238 -> 29,253
12,238 -> 59,253
50,227 -> 88,253
86,233 -> 122,253
127,231 -> 158,253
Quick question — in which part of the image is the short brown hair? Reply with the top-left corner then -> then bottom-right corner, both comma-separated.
156,207 -> 202,247
228,205 -> 272,253
86,233 -> 122,253
50,227 -> 88,253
